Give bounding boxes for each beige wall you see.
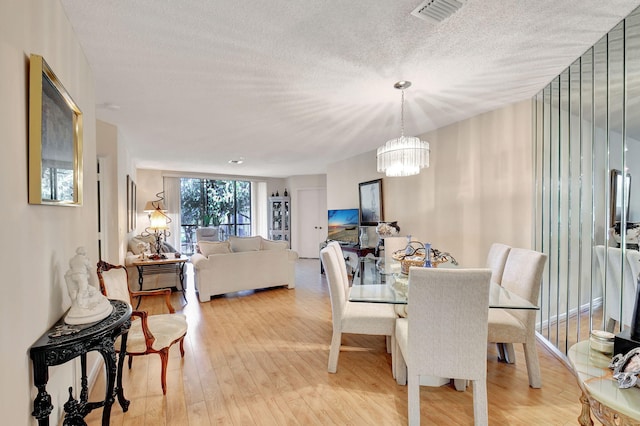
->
[0,0,98,423]
[327,100,533,267]
[96,120,137,263]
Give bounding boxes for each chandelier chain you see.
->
[400,89,405,138]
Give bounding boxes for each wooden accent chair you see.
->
[487,248,547,388]
[96,261,187,394]
[394,267,492,425]
[320,244,397,373]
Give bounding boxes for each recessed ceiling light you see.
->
[228,158,244,164]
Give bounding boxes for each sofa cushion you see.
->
[229,236,262,252]
[199,241,232,256]
[261,239,288,251]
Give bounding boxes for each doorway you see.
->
[297,188,327,258]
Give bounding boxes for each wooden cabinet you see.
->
[269,195,290,247]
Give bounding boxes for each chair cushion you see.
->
[341,301,396,335]
[118,313,187,353]
[487,309,527,343]
[228,236,262,252]
[199,240,231,256]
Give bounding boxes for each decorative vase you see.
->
[360,228,369,247]
[423,242,432,267]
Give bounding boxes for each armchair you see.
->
[96,261,188,394]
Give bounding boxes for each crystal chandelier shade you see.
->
[377,81,430,177]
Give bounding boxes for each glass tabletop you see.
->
[350,256,539,310]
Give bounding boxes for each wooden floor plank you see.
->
[83,259,591,425]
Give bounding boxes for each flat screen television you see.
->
[327,208,359,245]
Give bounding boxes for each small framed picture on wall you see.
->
[358,179,383,226]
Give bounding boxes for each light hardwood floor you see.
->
[84,259,593,425]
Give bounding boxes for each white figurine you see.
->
[64,247,113,325]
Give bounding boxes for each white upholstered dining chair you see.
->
[487,248,547,388]
[485,243,511,284]
[320,245,397,373]
[97,261,188,394]
[485,243,511,359]
[394,267,492,426]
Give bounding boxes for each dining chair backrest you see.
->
[500,248,547,327]
[320,246,347,323]
[407,267,491,381]
[327,241,350,298]
[594,245,621,325]
[610,247,637,327]
[485,243,511,284]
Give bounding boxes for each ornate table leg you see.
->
[578,391,594,426]
[178,262,187,303]
[80,354,88,403]
[99,345,118,426]
[115,332,130,412]
[32,384,53,426]
[135,265,144,309]
[31,354,53,425]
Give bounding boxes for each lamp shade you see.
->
[377,136,429,177]
[149,209,169,230]
[144,200,167,212]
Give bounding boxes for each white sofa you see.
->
[191,235,298,302]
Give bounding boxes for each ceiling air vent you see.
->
[411,0,467,23]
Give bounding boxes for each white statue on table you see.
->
[64,247,113,325]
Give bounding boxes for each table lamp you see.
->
[148,206,169,259]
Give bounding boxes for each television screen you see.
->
[327,208,359,244]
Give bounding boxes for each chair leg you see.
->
[386,335,392,354]
[127,355,133,369]
[453,379,467,391]
[408,373,420,426]
[395,340,407,386]
[523,341,542,388]
[498,343,516,364]
[471,378,488,426]
[159,349,169,395]
[328,330,342,373]
[390,335,396,379]
[179,337,185,358]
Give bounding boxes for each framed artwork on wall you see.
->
[359,178,383,226]
[127,175,136,232]
[28,54,83,206]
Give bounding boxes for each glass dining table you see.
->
[349,256,539,310]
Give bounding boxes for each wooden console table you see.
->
[29,299,132,426]
[568,340,640,425]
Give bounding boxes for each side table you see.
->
[319,242,376,274]
[130,256,188,302]
[568,340,640,425]
[29,299,132,426]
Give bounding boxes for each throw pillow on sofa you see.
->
[228,236,262,252]
[129,235,154,254]
[261,239,288,251]
[199,240,232,256]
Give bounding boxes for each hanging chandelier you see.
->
[376,81,430,177]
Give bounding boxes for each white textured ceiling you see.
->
[60,0,640,178]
